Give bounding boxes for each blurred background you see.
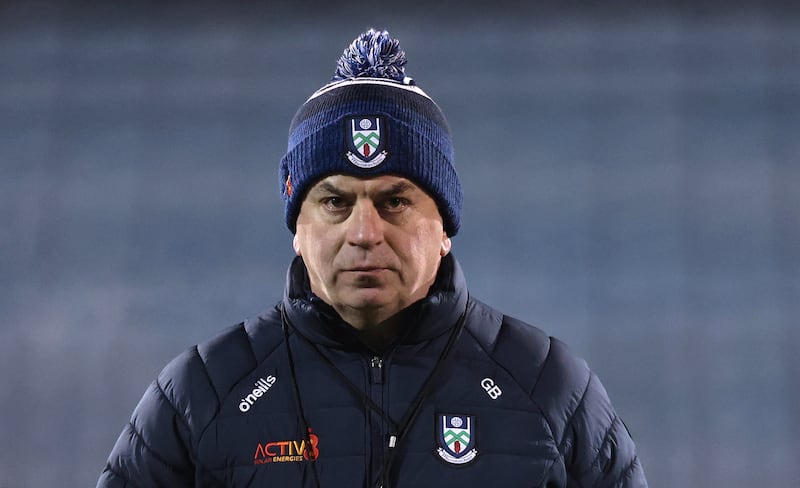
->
[1,1,798,486]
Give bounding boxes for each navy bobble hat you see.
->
[279,29,462,236]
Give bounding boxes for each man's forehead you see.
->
[307,174,422,195]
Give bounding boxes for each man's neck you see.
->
[337,305,418,352]
[354,317,404,352]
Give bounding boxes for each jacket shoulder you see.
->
[464,299,553,395]
[136,307,287,448]
[160,306,285,432]
[464,300,646,486]
[463,301,605,451]
[99,307,287,486]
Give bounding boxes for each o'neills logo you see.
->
[238,375,277,413]
[253,429,319,465]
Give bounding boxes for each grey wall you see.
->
[1,2,798,486]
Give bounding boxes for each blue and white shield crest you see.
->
[436,413,478,465]
[345,115,388,168]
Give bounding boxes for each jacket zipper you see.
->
[370,356,384,384]
[368,355,384,487]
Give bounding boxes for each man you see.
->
[98,29,647,487]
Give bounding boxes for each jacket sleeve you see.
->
[561,370,647,487]
[97,348,209,487]
[536,338,647,487]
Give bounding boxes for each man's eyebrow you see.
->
[310,180,418,197]
[378,181,416,197]
[311,181,350,195]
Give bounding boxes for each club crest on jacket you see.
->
[436,413,478,465]
[345,115,388,168]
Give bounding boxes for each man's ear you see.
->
[440,234,452,257]
[293,234,302,256]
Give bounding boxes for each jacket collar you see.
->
[282,254,469,351]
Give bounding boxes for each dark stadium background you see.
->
[1,1,798,486]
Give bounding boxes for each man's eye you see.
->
[322,197,347,210]
[385,197,409,210]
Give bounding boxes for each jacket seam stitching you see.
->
[613,455,640,488]
[169,352,229,486]
[154,374,191,434]
[243,321,261,363]
[104,464,140,488]
[540,451,565,487]
[193,344,224,442]
[557,371,593,455]
[243,318,287,370]
[527,334,562,446]
[126,415,193,477]
[193,344,223,406]
[588,414,621,488]
[529,335,554,394]
[152,381,196,472]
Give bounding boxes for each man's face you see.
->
[293,174,452,328]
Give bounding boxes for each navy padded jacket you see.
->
[98,256,646,487]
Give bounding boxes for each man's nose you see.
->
[346,201,383,248]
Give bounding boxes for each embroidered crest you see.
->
[436,413,478,465]
[345,116,388,168]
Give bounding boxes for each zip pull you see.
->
[370,356,384,384]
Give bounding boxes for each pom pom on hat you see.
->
[279,29,462,236]
[333,28,407,82]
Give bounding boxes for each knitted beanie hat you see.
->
[279,29,462,236]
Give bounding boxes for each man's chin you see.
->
[338,289,402,314]
[344,291,392,310]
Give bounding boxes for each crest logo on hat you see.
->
[345,116,388,168]
[435,413,478,465]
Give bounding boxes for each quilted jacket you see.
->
[98,255,646,487]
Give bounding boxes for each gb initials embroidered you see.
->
[481,378,502,399]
